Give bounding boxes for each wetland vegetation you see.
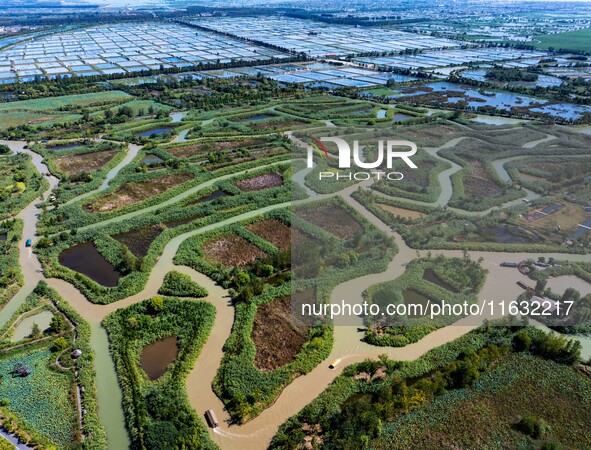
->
[1,14,591,450]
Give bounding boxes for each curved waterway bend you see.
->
[0,140,58,325]
[373,131,562,216]
[54,174,591,450]
[50,191,589,450]
[424,137,464,207]
[188,178,591,450]
[173,129,190,142]
[0,140,132,448]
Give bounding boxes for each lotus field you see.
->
[0,348,77,447]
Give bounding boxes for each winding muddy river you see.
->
[0,127,589,450]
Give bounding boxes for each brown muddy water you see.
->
[402,290,432,318]
[140,336,179,380]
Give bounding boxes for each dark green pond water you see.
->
[58,242,121,287]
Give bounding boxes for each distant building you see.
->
[71,349,83,359]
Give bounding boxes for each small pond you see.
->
[135,127,173,138]
[238,114,272,122]
[482,225,539,244]
[164,214,205,229]
[47,143,83,151]
[423,268,459,293]
[142,154,164,165]
[58,242,121,287]
[402,290,432,318]
[472,115,525,125]
[392,113,413,122]
[12,310,54,342]
[186,189,229,206]
[140,336,178,381]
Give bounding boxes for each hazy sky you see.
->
[74,0,591,5]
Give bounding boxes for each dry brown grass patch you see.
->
[54,150,118,176]
[85,172,192,213]
[252,297,309,371]
[201,233,266,268]
[246,219,291,250]
[297,204,363,240]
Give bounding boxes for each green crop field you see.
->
[373,354,591,449]
[534,28,591,53]
[95,99,173,117]
[0,91,132,112]
[0,111,80,130]
[364,87,401,96]
[0,91,133,131]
